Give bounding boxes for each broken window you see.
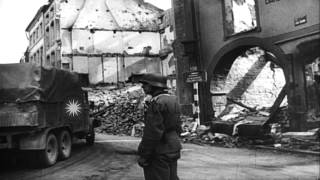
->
[223,0,258,36]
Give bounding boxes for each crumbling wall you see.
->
[161,53,175,76]
[69,30,160,55]
[105,0,161,31]
[211,48,286,116]
[160,26,175,76]
[73,56,89,73]
[57,0,163,84]
[223,0,257,36]
[59,0,161,31]
[73,55,161,84]
[88,57,103,84]
[103,57,118,83]
[159,9,176,82]
[118,56,162,82]
[59,0,162,55]
[92,31,160,55]
[72,29,94,54]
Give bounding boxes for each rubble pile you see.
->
[180,109,320,154]
[272,106,290,131]
[218,109,270,123]
[271,128,320,152]
[88,85,319,154]
[88,84,146,137]
[179,108,272,147]
[180,115,240,148]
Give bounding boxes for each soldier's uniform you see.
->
[136,75,182,180]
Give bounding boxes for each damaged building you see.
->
[172,0,319,131]
[24,0,176,85]
[22,0,319,133]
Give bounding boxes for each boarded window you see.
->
[224,0,258,36]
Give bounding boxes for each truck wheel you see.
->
[58,130,72,160]
[39,133,58,167]
[86,126,95,146]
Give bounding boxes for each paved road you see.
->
[0,134,319,180]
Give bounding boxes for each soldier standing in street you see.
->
[136,73,182,180]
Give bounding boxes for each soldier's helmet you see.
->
[128,73,168,89]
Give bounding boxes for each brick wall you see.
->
[211,49,287,116]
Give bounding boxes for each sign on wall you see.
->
[185,71,207,83]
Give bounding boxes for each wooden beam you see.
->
[263,85,287,126]
[226,97,257,112]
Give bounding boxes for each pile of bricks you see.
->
[179,109,273,148]
[88,84,145,137]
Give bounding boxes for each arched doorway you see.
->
[204,37,289,127]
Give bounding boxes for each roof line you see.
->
[25,5,49,32]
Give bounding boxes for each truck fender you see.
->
[19,128,54,150]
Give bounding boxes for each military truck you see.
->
[0,64,96,167]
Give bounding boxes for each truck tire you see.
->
[86,126,95,146]
[58,130,72,160]
[39,133,58,167]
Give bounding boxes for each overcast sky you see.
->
[0,0,171,64]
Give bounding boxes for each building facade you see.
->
[43,0,61,68]
[25,0,176,85]
[173,0,319,131]
[25,5,48,66]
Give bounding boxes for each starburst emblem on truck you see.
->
[66,100,81,117]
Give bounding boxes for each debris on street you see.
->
[271,128,320,152]
[179,107,320,154]
[88,84,146,137]
[180,115,239,148]
[87,84,319,154]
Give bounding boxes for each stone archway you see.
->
[203,37,289,121]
